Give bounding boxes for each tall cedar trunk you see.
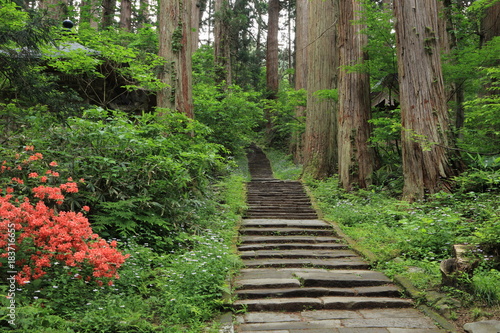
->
[293,0,308,163]
[101,0,116,29]
[302,0,339,179]
[119,0,132,31]
[157,0,194,118]
[480,2,500,47]
[394,0,456,201]
[40,0,68,20]
[441,0,465,138]
[80,0,99,29]
[191,1,201,53]
[266,0,280,99]
[338,0,374,190]
[137,0,150,29]
[264,0,280,141]
[214,0,232,86]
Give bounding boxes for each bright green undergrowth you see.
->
[0,170,245,332]
[264,148,302,180]
[305,174,500,306]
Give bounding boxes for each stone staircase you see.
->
[230,146,447,332]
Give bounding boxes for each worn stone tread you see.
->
[239,235,343,244]
[240,249,359,259]
[242,258,370,269]
[235,285,402,299]
[238,243,348,251]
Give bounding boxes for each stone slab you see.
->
[242,219,329,228]
[359,309,431,319]
[240,249,358,259]
[242,258,369,269]
[236,278,301,289]
[302,310,363,320]
[387,328,448,333]
[342,318,438,329]
[240,236,342,244]
[238,243,347,251]
[238,320,342,331]
[464,320,500,333]
[239,312,303,323]
[234,298,323,311]
[295,271,392,287]
[321,297,413,310]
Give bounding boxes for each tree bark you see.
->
[119,0,132,31]
[157,0,194,118]
[302,0,339,179]
[101,0,116,29]
[213,0,232,87]
[338,0,374,191]
[394,0,456,201]
[292,0,308,162]
[480,1,500,47]
[137,0,150,29]
[266,0,280,99]
[39,0,68,20]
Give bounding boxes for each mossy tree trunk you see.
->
[338,0,374,191]
[292,0,308,163]
[157,0,194,118]
[394,0,456,201]
[302,0,339,179]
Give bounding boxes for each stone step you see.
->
[246,209,317,215]
[239,235,342,244]
[235,285,402,299]
[240,227,333,236]
[238,242,348,251]
[233,296,414,312]
[242,258,370,269]
[235,269,393,288]
[241,219,328,228]
[239,249,359,259]
[244,213,319,219]
[235,309,446,332]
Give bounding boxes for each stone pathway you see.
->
[230,147,450,332]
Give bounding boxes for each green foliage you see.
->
[352,0,397,86]
[307,173,500,302]
[265,149,302,180]
[194,83,262,154]
[11,108,225,250]
[472,268,500,306]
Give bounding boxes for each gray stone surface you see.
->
[342,318,437,329]
[464,320,500,333]
[236,278,301,289]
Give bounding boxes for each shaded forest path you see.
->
[230,146,447,332]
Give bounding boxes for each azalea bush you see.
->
[0,147,128,287]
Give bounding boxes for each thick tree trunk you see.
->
[40,0,68,20]
[264,0,280,141]
[137,0,150,29]
[480,2,500,47]
[214,0,232,86]
[101,0,116,29]
[394,0,456,201]
[119,0,132,31]
[293,0,308,163]
[157,0,194,118]
[302,0,339,179]
[191,1,201,52]
[80,0,99,29]
[338,0,374,191]
[266,0,280,99]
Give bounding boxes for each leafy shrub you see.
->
[19,108,225,251]
[194,83,262,154]
[0,150,128,287]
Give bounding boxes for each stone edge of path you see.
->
[215,181,459,333]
